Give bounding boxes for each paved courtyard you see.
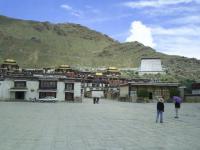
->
[0,99,200,150]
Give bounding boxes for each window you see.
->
[39,81,57,89]
[39,92,56,98]
[65,83,74,91]
[92,83,100,87]
[14,81,26,88]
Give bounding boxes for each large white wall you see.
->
[57,81,65,101]
[140,59,163,72]
[26,81,39,101]
[0,79,82,102]
[74,82,81,97]
[139,59,165,75]
[0,80,13,101]
[192,90,200,95]
[120,86,129,97]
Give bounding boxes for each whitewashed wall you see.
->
[0,80,13,101]
[140,59,163,72]
[192,90,200,95]
[0,79,82,102]
[120,86,129,97]
[139,59,165,75]
[26,81,39,101]
[57,81,65,101]
[74,82,81,97]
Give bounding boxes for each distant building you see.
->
[138,58,165,75]
[55,65,72,73]
[192,83,200,95]
[184,83,200,102]
[0,75,82,102]
[0,59,19,73]
[105,67,121,77]
[119,81,179,102]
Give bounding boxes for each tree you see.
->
[137,89,149,98]
[169,88,180,98]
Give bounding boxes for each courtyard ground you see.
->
[0,99,200,150]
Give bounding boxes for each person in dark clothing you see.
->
[156,97,164,123]
[175,102,181,118]
[93,97,96,104]
[96,97,100,104]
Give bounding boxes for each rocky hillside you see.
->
[0,15,116,67]
[0,15,200,81]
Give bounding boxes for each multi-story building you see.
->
[0,75,82,102]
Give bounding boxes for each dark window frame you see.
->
[14,81,26,88]
[65,83,74,91]
[39,81,57,89]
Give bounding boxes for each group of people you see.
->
[156,96,181,123]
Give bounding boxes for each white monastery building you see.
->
[0,75,82,102]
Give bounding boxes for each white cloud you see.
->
[152,26,200,36]
[123,0,198,8]
[126,21,155,48]
[151,26,200,59]
[155,36,200,59]
[125,22,200,59]
[169,15,200,25]
[60,4,82,17]
[142,6,199,17]
[61,4,73,10]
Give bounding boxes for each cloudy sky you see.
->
[0,0,200,59]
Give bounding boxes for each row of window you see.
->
[14,81,74,90]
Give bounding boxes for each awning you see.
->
[38,89,57,92]
[10,88,28,92]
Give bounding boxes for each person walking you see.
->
[156,97,164,123]
[173,96,182,118]
[175,102,180,118]
[96,97,100,104]
[93,97,96,104]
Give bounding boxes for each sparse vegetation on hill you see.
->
[0,15,200,82]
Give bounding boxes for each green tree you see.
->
[137,89,149,98]
[169,88,180,98]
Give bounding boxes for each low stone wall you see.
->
[184,94,200,102]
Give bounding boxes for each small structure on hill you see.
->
[138,58,165,75]
[1,59,19,71]
[105,67,121,76]
[55,65,72,73]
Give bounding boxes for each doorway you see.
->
[149,92,153,100]
[65,92,74,101]
[15,92,25,100]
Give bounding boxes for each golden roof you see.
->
[107,67,119,72]
[4,59,16,63]
[3,59,17,65]
[58,65,71,70]
[60,64,70,68]
[96,72,103,76]
[108,67,117,70]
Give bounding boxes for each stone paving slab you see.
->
[0,99,200,150]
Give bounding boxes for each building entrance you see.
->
[15,92,25,100]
